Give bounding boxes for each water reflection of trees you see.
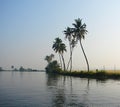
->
[46,74,91,107]
[46,74,65,107]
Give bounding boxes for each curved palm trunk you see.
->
[69,48,73,72]
[59,54,62,69]
[67,52,72,72]
[67,42,73,72]
[67,42,71,70]
[67,58,71,70]
[79,40,89,72]
[61,54,66,71]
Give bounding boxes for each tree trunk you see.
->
[67,53,72,72]
[67,58,71,70]
[67,42,72,71]
[59,54,62,69]
[79,40,89,72]
[69,47,73,72]
[61,54,66,71]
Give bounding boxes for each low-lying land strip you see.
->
[50,70,120,80]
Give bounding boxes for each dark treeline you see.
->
[0,66,39,72]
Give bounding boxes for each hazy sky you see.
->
[0,0,120,70]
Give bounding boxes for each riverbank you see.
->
[51,70,120,80]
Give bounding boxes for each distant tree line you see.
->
[0,66,38,71]
[12,66,38,71]
[0,67,4,71]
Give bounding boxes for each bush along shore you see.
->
[59,70,120,79]
[46,68,120,80]
[45,60,120,80]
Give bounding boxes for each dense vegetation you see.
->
[55,70,120,80]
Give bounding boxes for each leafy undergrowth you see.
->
[53,70,120,80]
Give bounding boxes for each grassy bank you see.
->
[52,70,120,80]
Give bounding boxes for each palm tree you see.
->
[52,38,62,68]
[45,54,54,63]
[59,43,66,71]
[72,18,89,72]
[50,54,54,59]
[52,37,66,71]
[64,27,76,72]
[45,55,51,63]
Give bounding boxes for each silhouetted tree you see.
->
[45,60,60,73]
[52,37,66,71]
[45,54,54,64]
[72,18,89,72]
[52,38,62,68]
[64,27,77,72]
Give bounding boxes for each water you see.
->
[0,71,120,107]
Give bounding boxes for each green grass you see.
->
[52,70,120,80]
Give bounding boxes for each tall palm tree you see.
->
[52,37,66,71]
[59,43,66,71]
[72,18,89,72]
[52,38,62,68]
[64,27,76,72]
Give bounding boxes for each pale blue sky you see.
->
[0,0,120,70]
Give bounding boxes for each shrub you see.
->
[45,60,61,73]
[95,70,106,78]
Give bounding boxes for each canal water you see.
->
[0,71,120,107]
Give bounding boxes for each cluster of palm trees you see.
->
[64,18,89,72]
[46,18,89,72]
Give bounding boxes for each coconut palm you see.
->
[45,55,51,63]
[50,54,54,59]
[52,38,62,68]
[59,43,66,71]
[52,37,66,71]
[72,18,89,72]
[64,27,76,72]
[45,54,54,63]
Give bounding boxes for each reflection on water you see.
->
[0,71,120,107]
[46,73,120,107]
[46,74,90,107]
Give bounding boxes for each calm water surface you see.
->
[0,71,120,107]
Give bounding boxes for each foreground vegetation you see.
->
[62,70,120,79]
[45,59,120,80]
[46,68,120,80]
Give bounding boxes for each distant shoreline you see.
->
[0,70,45,72]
